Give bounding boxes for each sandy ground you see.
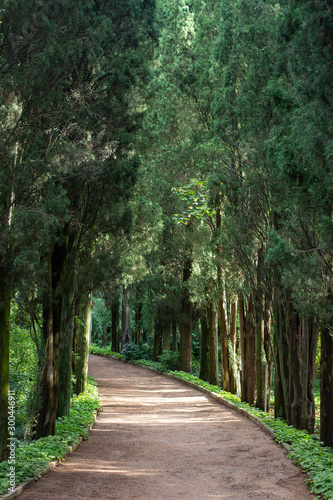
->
[18,354,316,499]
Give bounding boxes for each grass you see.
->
[0,377,100,497]
[90,344,333,500]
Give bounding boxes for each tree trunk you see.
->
[199,314,210,382]
[36,240,67,438]
[152,311,162,361]
[134,303,143,345]
[162,317,171,352]
[220,299,236,392]
[172,316,178,351]
[121,285,131,346]
[321,321,333,447]
[208,301,219,386]
[239,294,256,405]
[255,296,265,410]
[179,256,192,373]
[57,278,74,418]
[72,298,80,375]
[263,298,273,412]
[111,296,120,353]
[288,312,318,433]
[273,287,290,420]
[0,283,11,461]
[36,255,56,438]
[229,300,238,394]
[274,287,319,433]
[74,291,92,395]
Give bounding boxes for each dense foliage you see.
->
[0,378,99,495]
[1,0,332,496]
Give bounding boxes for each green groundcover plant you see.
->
[90,345,333,500]
[0,378,100,496]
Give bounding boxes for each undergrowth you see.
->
[90,345,333,500]
[0,378,100,497]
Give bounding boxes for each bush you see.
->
[9,323,40,441]
[158,350,180,371]
[0,379,100,496]
[121,342,152,361]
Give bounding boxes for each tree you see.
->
[0,0,156,447]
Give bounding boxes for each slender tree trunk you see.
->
[57,278,74,418]
[220,299,236,392]
[121,285,131,346]
[229,300,238,394]
[239,294,256,405]
[0,282,11,461]
[208,301,219,385]
[273,287,289,420]
[200,313,210,382]
[179,256,193,373]
[321,320,333,447]
[111,295,120,353]
[75,291,92,395]
[162,317,171,352]
[36,255,56,438]
[36,239,67,438]
[72,298,80,375]
[152,310,162,361]
[255,296,265,410]
[263,298,272,412]
[216,207,234,390]
[289,312,319,433]
[172,316,178,351]
[134,303,143,345]
[274,286,319,433]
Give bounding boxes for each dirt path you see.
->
[18,354,315,499]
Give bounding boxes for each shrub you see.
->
[0,379,100,496]
[121,342,152,361]
[158,350,180,371]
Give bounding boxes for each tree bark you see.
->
[255,296,265,410]
[229,300,238,394]
[274,287,319,433]
[134,303,143,345]
[152,310,162,362]
[321,321,333,447]
[57,277,74,418]
[208,301,219,386]
[72,298,80,375]
[263,298,272,412]
[199,314,210,382]
[36,255,56,438]
[273,287,290,420]
[288,312,318,433]
[179,255,193,373]
[36,239,67,438]
[74,291,92,395]
[121,285,131,346]
[220,299,237,392]
[162,317,171,352]
[239,294,256,405]
[0,283,11,461]
[172,316,178,351]
[111,296,120,353]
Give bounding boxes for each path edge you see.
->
[0,412,98,500]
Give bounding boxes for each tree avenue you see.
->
[0,0,332,475]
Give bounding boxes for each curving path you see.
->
[18,354,315,499]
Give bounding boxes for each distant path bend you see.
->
[19,354,315,499]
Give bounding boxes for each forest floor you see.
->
[18,354,316,500]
